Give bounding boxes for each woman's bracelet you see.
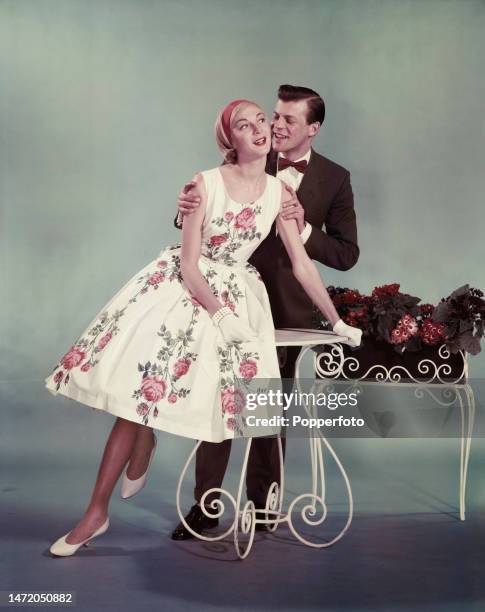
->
[211,306,232,326]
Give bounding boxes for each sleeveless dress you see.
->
[44,167,283,442]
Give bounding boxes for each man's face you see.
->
[271,99,315,154]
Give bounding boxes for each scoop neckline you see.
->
[217,166,269,206]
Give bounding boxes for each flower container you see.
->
[314,337,467,384]
[313,283,483,384]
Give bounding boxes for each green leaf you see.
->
[459,331,481,355]
[449,284,470,300]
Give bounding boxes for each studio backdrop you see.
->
[1,0,484,462]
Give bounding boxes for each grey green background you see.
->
[1,2,485,610]
[2,0,484,383]
[1,0,484,439]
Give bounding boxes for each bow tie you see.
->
[277,157,308,173]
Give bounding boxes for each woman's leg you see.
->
[125,424,156,480]
[65,417,143,544]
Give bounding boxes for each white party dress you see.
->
[45,167,283,442]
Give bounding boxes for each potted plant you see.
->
[314,284,484,383]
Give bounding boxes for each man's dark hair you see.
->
[277,84,325,125]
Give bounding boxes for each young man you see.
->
[171,84,359,539]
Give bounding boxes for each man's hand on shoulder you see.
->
[279,183,305,233]
[178,178,202,217]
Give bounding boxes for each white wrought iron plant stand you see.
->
[313,341,474,521]
[176,329,354,559]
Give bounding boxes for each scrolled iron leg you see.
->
[458,384,475,521]
[234,439,256,559]
[176,440,236,542]
[264,435,286,533]
[284,343,353,548]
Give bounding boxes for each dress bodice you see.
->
[198,167,282,266]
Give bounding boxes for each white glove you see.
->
[212,306,257,343]
[333,319,363,348]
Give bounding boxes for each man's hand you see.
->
[279,184,305,233]
[178,180,202,216]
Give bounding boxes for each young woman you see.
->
[45,98,361,557]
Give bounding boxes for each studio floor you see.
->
[2,396,485,612]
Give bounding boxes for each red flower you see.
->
[81,362,92,372]
[234,207,256,230]
[61,346,86,370]
[390,326,409,344]
[239,359,258,380]
[173,358,191,378]
[141,376,167,402]
[390,314,418,344]
[210,234,228,247]
[226,417,238,431]
[168,393,178,404]
[136,402,149,416]
[54,371,63,383]
[148,271,165,285]
[400,314,418,335]
[224,212,234,222]
[354,307,366,316]
[221,290,236,312]
[333,289,362,306]
[419,303,434,318]
[372,283,401,299]
[420,320,445,345]
[157,260,168,269]
[221,387,245,415]
[97,331,113,350]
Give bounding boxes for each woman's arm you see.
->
[276,182,340,327]
[180,174,224,317]
[180,175,257,343]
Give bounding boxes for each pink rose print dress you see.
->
[45,167,283,442]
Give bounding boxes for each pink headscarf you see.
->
[221,98,255,145]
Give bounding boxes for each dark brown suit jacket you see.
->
[174,148,359,329]
[249,148,359,328]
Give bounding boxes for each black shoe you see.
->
[254,510,272,532]
[171,504,219,541]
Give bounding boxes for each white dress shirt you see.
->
[276,148,312,244]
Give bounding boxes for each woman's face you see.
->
[229,103,271,161]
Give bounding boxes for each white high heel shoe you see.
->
[332,319,363,348]
[49,517,109,557]
[120,433,157,499]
